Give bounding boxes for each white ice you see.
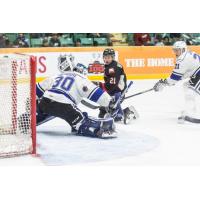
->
[0,79,200,165]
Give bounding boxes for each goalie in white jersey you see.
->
[154,41,200,123]
[36,55,116,138]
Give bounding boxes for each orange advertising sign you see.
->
[116,46,200,79]
[117,46,176,79]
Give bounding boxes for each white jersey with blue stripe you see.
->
[36,71,111,107]
[167,51,200,85]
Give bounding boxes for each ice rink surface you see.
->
[1,79,200,166]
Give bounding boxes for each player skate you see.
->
[178,111,200,124]
[123,106,139,124]
[105,91,139,124]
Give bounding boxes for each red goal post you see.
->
[0,53,36,157]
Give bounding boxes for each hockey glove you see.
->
[153,79,168,92]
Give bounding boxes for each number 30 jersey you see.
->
[167,51,200,85]
[36,71,111,107]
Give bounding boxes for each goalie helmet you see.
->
[57,54,75,73]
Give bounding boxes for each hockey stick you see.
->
[113,81,133,108]
[124,88,154,100]
[81,99,99,109]
[105,81,134,118]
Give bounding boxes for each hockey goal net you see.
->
[0,54,36,157]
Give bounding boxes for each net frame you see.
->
[0,53,36,157]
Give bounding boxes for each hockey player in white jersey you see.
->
[153,41,200,123]
[36,55,117,138]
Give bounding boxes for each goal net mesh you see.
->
[0,54,36,157]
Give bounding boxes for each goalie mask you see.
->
[57,54,75,73]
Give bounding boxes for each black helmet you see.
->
[103,48,115,58]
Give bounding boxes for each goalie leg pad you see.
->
[78,116,116,138]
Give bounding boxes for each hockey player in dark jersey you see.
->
[98,48,138,123]
[101,48,127,96]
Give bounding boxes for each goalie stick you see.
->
[81,81,134,110]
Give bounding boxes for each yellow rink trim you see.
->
[36,74,170,83]
[0,74,170,85]
[0,78,30,85]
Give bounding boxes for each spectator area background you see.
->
[1,33,200,48]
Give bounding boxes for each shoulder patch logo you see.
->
[109,68,115,74]
[117,63,122,68]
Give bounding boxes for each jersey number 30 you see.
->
[52,76,74,91]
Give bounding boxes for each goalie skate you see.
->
[123,106,139,124]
